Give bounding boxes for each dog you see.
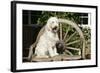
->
[35,17,59,58]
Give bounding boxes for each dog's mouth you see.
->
[52,26,58,33]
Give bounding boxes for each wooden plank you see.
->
[31,55,81,62]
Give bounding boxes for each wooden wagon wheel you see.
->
[23,18,85,61]
[58,19,85,59]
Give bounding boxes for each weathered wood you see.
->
[66,47,80,51]
[59,19,85,59]
[66,40,80,46]
[66,47,81,55]
[65,32,77,43]
[32,55,81,62]
[60,23,63,40]
[65,50,73,56]
[63,26,70,41]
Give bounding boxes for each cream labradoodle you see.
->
[35,17,59,58]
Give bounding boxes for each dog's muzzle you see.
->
[52,26,58,33]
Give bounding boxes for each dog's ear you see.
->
[46,20,52,31]
[45,23,51,31]
[47,25,52,31]
[47,27,50,31]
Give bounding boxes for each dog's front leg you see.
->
[53,47,59,56]
[48,48,55,57]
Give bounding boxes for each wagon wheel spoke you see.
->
[59,23,63,40]
[66,40,80,46]
[65,46,81,55]
[66,46,80,51]
[63,26,70,41]
[65,50,73,56]
[65,31,77,43]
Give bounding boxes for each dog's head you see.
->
[46,17,59,33]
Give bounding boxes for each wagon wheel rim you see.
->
[58,19,85,59]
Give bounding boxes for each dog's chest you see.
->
[47,32,58,41]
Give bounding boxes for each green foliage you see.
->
[37,11,80,25]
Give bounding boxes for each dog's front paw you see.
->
[50,54,56,57]
[50,53,59,58]
[54,53,59,56]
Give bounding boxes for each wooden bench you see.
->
[31,54,81,62]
